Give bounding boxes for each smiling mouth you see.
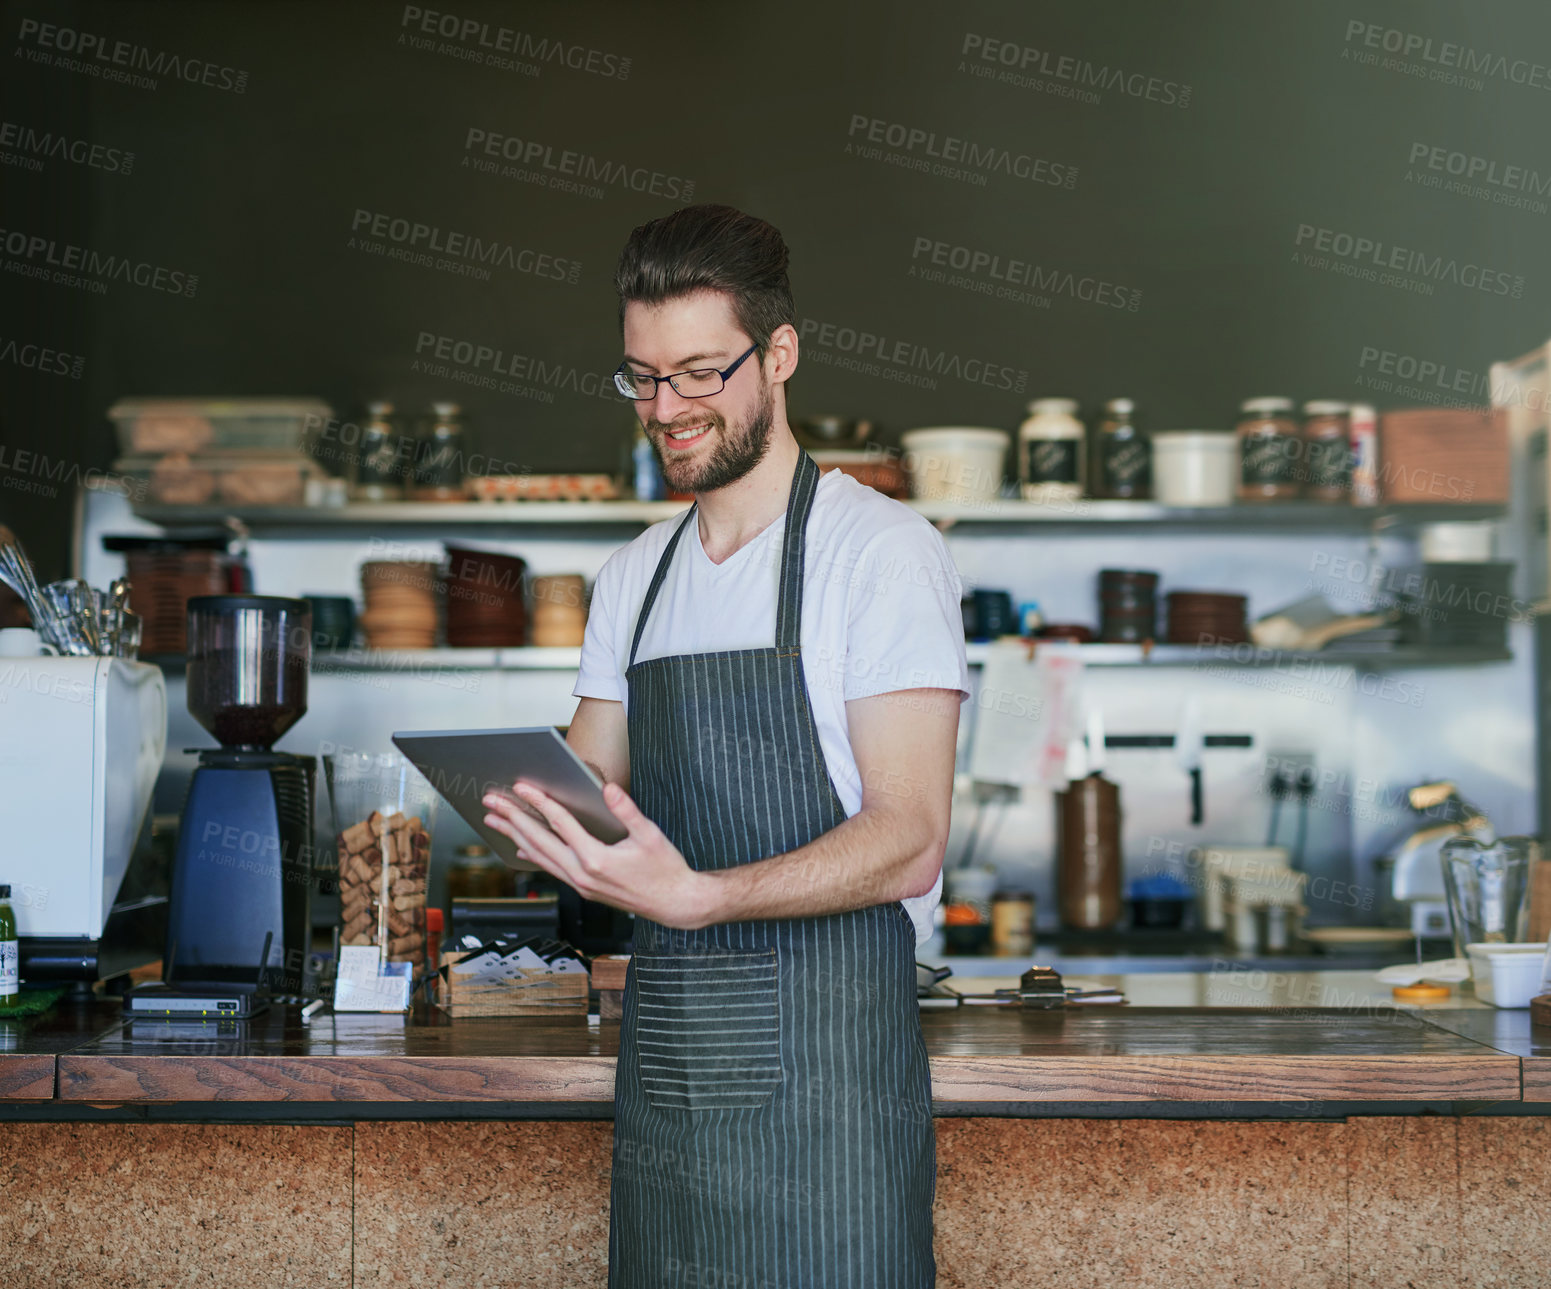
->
[661,423,714,449]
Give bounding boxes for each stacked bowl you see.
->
[360,561,439,650]
[444,546,527,647]
[1098,569,1159,643]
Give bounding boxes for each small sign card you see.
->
[333,945,414,1012]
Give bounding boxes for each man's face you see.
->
[621,290,774,495]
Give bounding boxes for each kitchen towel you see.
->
[969,640,1083,789]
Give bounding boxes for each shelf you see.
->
[318,646,582,671]
[150,647,584,673]
[146,642,1507,676]
[127,498,1505,532]
[963,642,1511,669]
[911,499,1506,530]
[129,500,689,528]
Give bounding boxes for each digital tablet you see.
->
[392,727,629,868]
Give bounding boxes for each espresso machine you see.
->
[160,596,316,998]
[0,656,168,984]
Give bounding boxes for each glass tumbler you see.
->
[1440,835,1535,960]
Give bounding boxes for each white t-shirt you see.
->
[574,468,969,943]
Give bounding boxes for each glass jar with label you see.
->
[411,402,467,500]
[1348,403,1379,505]
[351,401,412,501]
[0,884,18,1010]
[991,889,1036,956]
[1301,400,1352,503]
[1018,398,1085,502]
[1093,397,1151,499]
[1236,396,1300,501]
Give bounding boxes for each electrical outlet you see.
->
[1263,750,1315,795]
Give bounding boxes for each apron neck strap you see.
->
[627,449,821,666]
[628,506,695,668]
[773,449,820,649]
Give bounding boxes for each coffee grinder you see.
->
[163,596,315,997]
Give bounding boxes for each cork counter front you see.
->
[2,1117,1548,1287]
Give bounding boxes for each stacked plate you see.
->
[1098,569,1158,643]
[1166,591,1249,645]
[1393,562,1513,649]
[445,547,527,647]
[360,561,439,650]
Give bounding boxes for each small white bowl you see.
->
[1464,942,1549,1008]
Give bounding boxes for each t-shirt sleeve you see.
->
[573,551,625,703]
[843,518,969,702]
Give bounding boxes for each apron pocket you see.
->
[633,949,782,1111]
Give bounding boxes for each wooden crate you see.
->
[1378,407,1508,503]
[437,950,589,1017]
[590,954,630,1020]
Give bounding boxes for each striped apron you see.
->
[609,450,936,1288]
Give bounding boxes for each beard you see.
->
[647,381,775,495]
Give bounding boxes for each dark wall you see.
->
[3,0,1549,578]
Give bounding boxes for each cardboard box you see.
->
[1378,407,1508,503]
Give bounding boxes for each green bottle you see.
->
[0,885,19,1010]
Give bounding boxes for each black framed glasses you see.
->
[613,343,760,401]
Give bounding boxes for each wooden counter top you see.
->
[0,991,1526,1109]
[0,996,126,1099]
[920,1006,1518,1103]
[1406,1007,1551,1102]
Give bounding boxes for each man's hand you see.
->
[482,780,715,930]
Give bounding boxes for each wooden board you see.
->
[921,1008,1519,1103]
[0,1055,55,1100]
[0,996,130,1100]
[59,1055,616,1103]
[589,955,629,991]
[1414,1007,1549,1102]
[929,1053,1515,1102]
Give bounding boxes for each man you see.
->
[482,203,967,1287]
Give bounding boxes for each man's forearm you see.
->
[693,806,943,926]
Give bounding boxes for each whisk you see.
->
[0,526,137,657]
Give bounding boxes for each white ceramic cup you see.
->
[0,627,43,656]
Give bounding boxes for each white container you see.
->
[1192,845,1294,931]
[900,428,1009,504]
[1420,522,1495,562]
[1153,430,1237,506]
[0,628,42,656]
[1465,941,1548,1007]
[1017,398,1085,501]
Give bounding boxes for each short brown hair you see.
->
[613,204,795,354]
